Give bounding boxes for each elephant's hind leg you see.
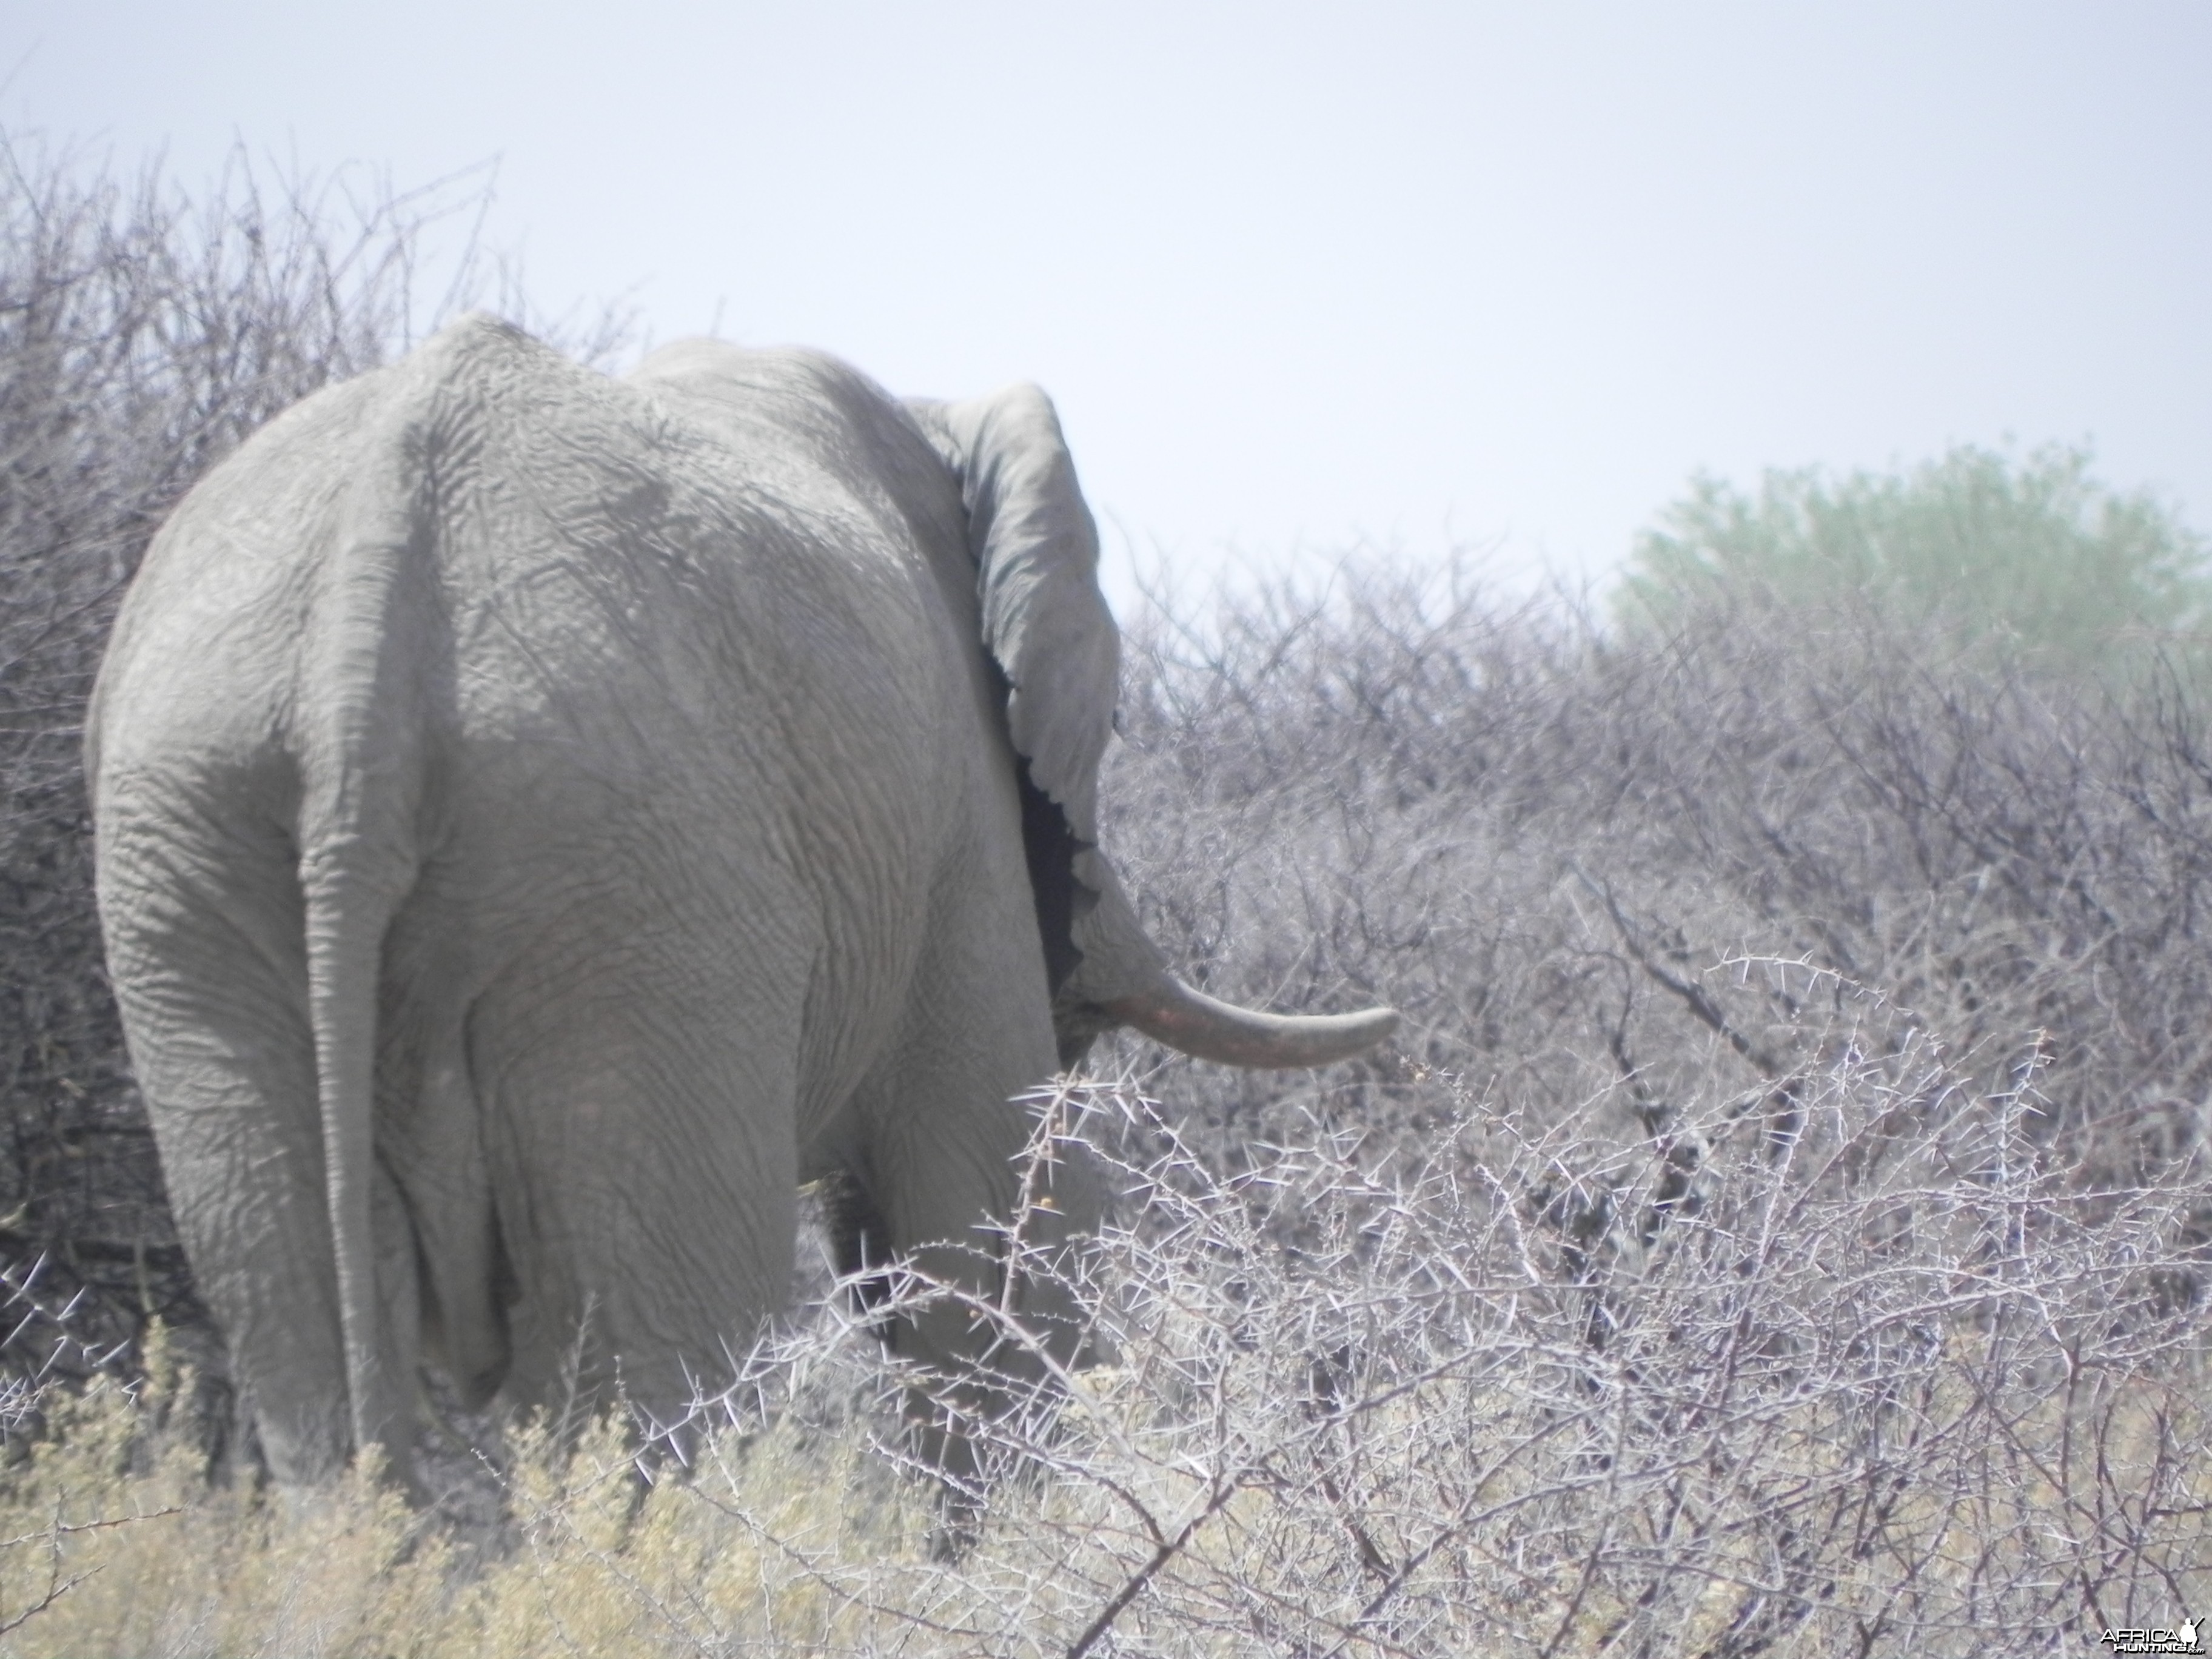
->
[844,879,1108,1493]
[473,960,803,1452]
[97,811,420,1485]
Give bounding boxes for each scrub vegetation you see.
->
[3,136,2210,1655]
[1614,444,2210,672]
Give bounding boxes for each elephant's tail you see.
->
[300,851,406,1469]
[293,333,465,1466]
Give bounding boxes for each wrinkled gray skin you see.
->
[87,317,1395,1491]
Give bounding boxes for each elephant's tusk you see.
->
[1100,979,1399,1070]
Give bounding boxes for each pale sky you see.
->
[7,3,2208,616]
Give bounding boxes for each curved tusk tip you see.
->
[1307,1005,1401,1061]
[1353,1005,1401,1044]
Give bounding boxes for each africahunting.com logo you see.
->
[2098,1618,2203,1655]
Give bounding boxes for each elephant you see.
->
[86,314,1396,1493]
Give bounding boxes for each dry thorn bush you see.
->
[0,1053,2204,1655]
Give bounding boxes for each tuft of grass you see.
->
[0,1338,445,1656]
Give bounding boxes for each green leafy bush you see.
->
[1614,445,2212,669]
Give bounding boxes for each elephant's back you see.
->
[106,321,965,801]
[397,328,998,1138]
[94,316,997,1095]
[412,329,977,870]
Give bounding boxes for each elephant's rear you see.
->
[90,317,994,1481]
[89,355,412,1483]
[90,317,598,1479]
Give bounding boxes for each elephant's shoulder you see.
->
[625,340,960,528]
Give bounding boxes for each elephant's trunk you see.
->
[1100,979,1399,1070]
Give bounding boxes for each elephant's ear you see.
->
[904,386,1118,851]
[906,384,1401,1072]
